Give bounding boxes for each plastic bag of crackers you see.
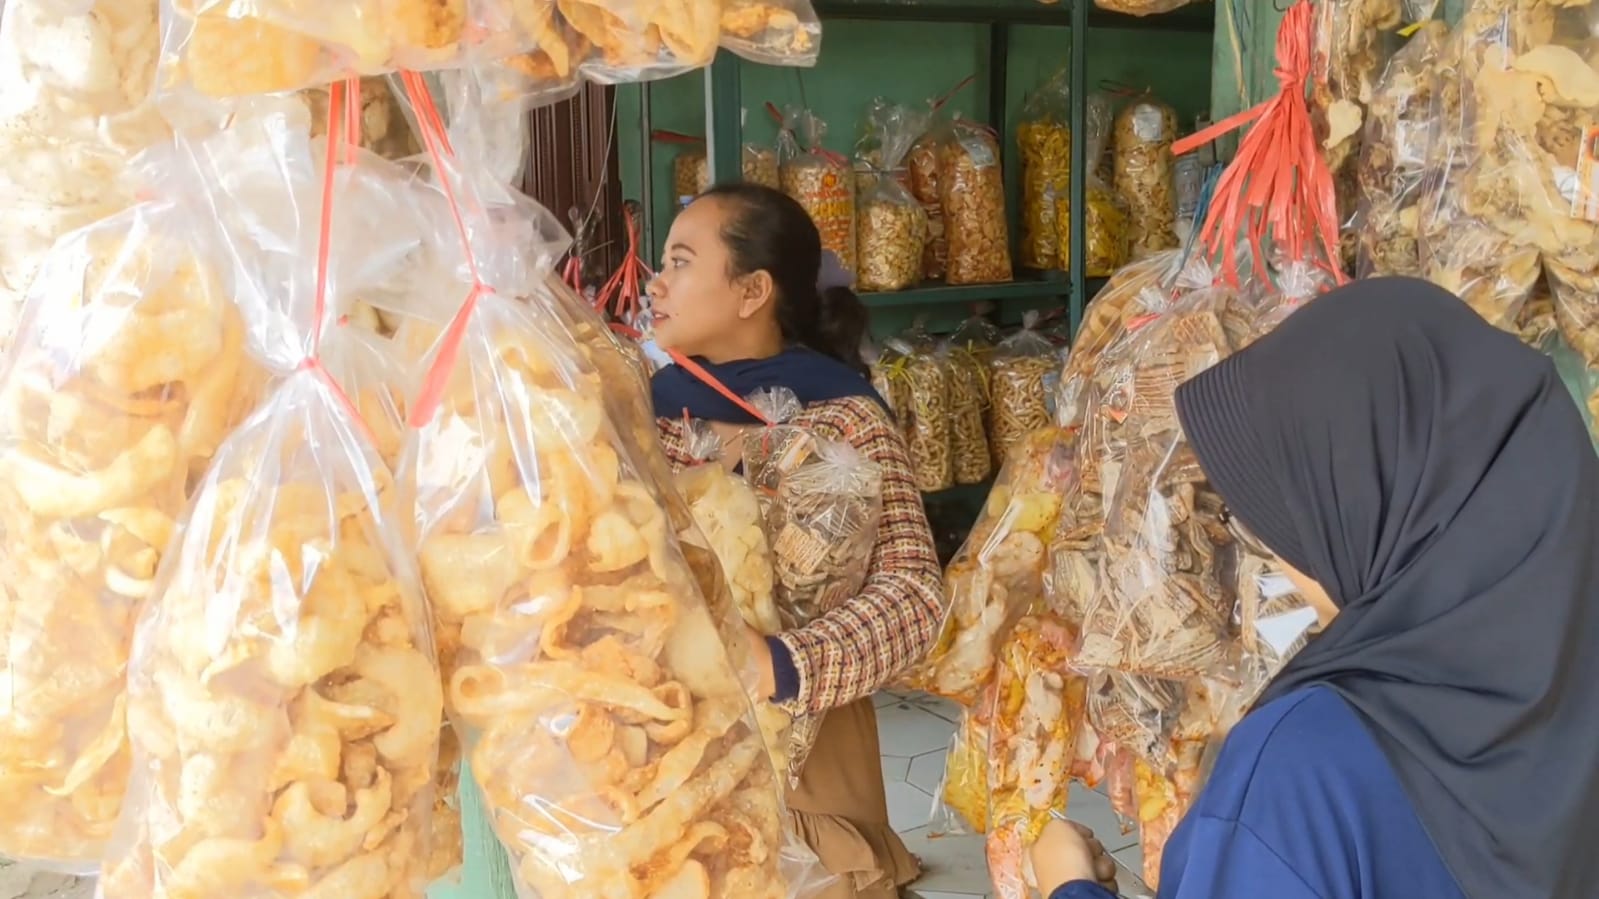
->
[98,126,446,898]
[779,107,858,276]
[907,427,1076,705]
[672,421,795,782]
[984,614,1088,899]
[1018,68,1073,270]
[893,323,955,491]
[0,176,266,871]
[943,315,1000,485]
[987,313,1058,467]
[0,0,171,351]
[399,96,829,896]
[154,0,483,98]
[1112,91,1179,258]
[856,100,930,292]
[939,115,1013,284]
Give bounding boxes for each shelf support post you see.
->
[1068,0,1088,334]
[705,51,744,186]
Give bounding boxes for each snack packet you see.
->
[988,313,1057,467]
[779,108,857,275]
[856,100,930,292]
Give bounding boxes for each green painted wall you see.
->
[616,19,1214,272]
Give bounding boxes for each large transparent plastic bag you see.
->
[1074,285,1249,681]
[1352,22,1448,278]
[99,109,446,897]
[0,0,171,348]
[409,286,827,898]
[398,83,829,890]
[99,368,443,899]
[671,421,792,780]
[0,191,266,871]
[908,427,1075,705]
[982,614,1087,899]
[154,0,490,97]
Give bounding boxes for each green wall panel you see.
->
[616,18,1213,277]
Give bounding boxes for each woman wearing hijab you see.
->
[1032,277,1599,898]
[647,184,940,898]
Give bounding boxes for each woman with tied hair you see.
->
[1033,277,1599,898]
[646,183,937,898]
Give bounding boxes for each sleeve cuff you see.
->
[1048,881,1120,899]
[767,634,802,704]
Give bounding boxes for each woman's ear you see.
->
[737,270,776,320]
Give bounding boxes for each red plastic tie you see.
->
[667,349,773,425]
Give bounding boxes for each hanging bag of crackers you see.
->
[0,141,270,872]
[988,312,1058,466]
[778,106,857,275]
[1112,89,1180,258]
[99,102,445,898]
[856,100,930,292]
[671,421,796,783]
[944,315,999,484]
[940,114,1014,284]
[397,75,830,898]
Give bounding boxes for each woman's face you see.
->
[648,197,760,358]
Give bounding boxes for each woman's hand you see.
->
[705,421,752,472]
[1030,818,1121,896]
[742,624,777,700]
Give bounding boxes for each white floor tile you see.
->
[909,891,987,899]
[900,829,992,896]
[882,754,911,784]
[1114,847,1151,897]
[876,702,959,757]
[874,690,904,709]
[907,749,948,797]
[908,692,965,724]
[886,780,938,833]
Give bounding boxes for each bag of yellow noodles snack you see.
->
[100,103,443,898]
[401,78,830,899]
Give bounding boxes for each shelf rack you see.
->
[702,0,1211,335]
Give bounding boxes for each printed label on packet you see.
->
[1571,125,1599,223]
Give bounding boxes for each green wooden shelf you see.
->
[862,271,1069,307]
[813,0,1213,31]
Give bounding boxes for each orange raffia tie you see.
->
[402,69,492,428]
[932,74,976,112]
[305,77,380,449]
[1171,0,1344,288]
[666,348,774,425]
[597,203,654,321]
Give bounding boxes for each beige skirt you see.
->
[786,698,922,899]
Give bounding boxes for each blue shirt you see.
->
[1051,688,1463,899]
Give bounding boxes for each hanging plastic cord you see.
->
[1174,164,1223,275]
[1171,0,1344,288]
[561,204,594,295]
[594,200,654,326]
[303,76,380,449]
[399,68,494,428]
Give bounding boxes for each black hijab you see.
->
[1174,277,1599,898]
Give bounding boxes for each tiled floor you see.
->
[875,691,1151,899]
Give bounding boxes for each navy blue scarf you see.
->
[650,347,888,423]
